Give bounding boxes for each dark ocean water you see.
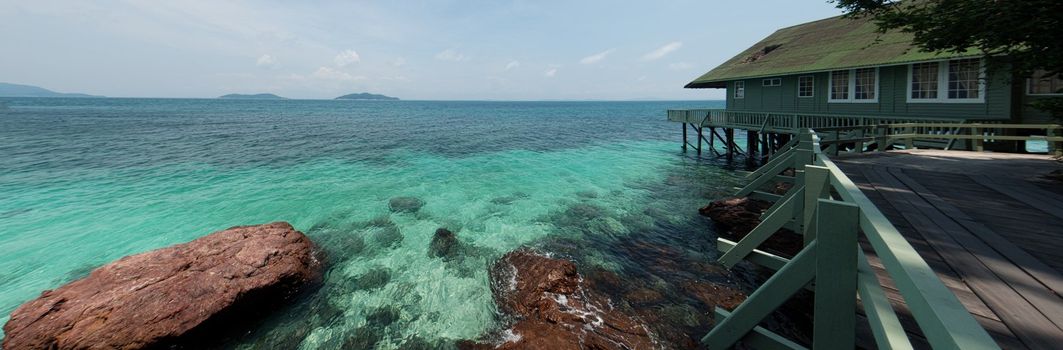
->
[0,98,758,348]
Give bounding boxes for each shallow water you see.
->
[0,98,751,348]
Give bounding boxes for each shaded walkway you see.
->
[834,150,1063,349]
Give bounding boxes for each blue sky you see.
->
[0,1,844,100]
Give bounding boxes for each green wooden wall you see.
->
[724,64,1014,121]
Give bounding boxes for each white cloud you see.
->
[435,48,469,62]
[669,62,694,70]
[642,42,683,61]
[334,50,360,67]
[311,66,365,81]
[392,57,406,67]
[545,68,557,77]
[580,49,615,64]
[504,60,520,71]
[256,54,277,68]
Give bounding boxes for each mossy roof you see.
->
[685,15,979,88]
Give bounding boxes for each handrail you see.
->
[702,129,1000,349]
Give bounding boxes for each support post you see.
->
[709,127,716,154]
[726,128,736,161]
[802,166,831,246]
[697,125,703,155]
[904,126,914,149]
[682,123,687,152]
[813,199,860,350]
[747,130,760,164]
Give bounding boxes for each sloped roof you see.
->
[685,15,979,88]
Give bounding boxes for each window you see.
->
[829,68,877,102]
[762,78,781,87]
[948,59,981,99]
[734,81,745,99]
[798,76,814,97]
[830,71,849,100]
[854,68,877,100]
[907,58,985,102]
[910,62,939,99]
[1028,70,1063,95]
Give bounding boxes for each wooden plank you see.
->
[969,175,1063,221]
[703,243,818,348]
[890,169,1063,319]
[719,188,803,268]
[857,249,915,350]
[813,200,860,349]
[860,167,1062,349]
[816,157,999,350]
[715,309,809,350]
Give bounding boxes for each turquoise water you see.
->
[0,98,744,348]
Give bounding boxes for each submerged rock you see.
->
[351,267,392,291]
[464,249,655,349]
[428,228,461,260]
[2,222,322,350]
[389,196,425,213]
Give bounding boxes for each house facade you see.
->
[685,15,1062,124]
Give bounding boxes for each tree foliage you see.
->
[834,0,1063,118]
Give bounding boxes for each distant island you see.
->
[335,93,399,101]
[218,93,286,100]
[0,82,102,98]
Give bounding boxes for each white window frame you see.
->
[827,67,879,103]
[1026,70,1063,96]
[797,76,814,98]
[734,81,745,99]
[906,59,986,103]
[762,78,781,87]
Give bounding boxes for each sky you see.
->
[0,1,845,100]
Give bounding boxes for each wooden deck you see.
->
[832,150,1063,349]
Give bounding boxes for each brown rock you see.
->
[699,196,804,256]
[698,196,772,236]
[3,222,322,350]
[472,249,655,350]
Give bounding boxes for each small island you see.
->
[335,92,399,101]
[218,93,286,100]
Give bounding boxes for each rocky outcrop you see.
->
[465,249,655,350]
[700,196,803,256]
[2,222,322,350]
[699,196,773,236]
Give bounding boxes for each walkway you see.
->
[833,150,1063,349]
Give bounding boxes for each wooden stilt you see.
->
[747,130,759,164]
[726,128,736,161]
[697,125,703,155]
[682,123,687,152]
[709,127,716,155]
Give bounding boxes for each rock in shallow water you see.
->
[388,196,425,213]
[2,222,322,350]
[428,228,460,260]
[462,249,655,350]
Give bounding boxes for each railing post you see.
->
[793,130,815,234]
[803,165,831,246]
[813,199,860,350]
[855,127,865,153]
[904,125,914,149]
[972,126,984,152]
[1051,127,1063,157]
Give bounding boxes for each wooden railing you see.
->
[703,129,1001,349]
[666,109,976,134]
[813,123,1063,156]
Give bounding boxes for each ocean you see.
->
[0,98,751,348]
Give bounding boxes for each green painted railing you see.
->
[704,129,1001,349]
[665,109,978,134]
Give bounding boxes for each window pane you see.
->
[854,68,876,100]
[1029,70,1063,95]
[734,81,745,98]
[798,76,814,97]
[831,71,849,100]
[948,59,980,99]
[911,62,938,99]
